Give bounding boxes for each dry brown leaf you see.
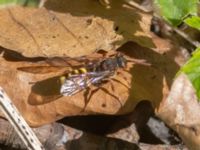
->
[0,0,186,127]
[0,51,132,126]
[0,0,155,57]
[0,40,180,127]
[156,74,200,150]
[117,42,180,107]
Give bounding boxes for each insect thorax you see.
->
[96,55,127,72]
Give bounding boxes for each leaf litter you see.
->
[0,0,187,128]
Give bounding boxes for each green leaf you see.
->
[0,0,39,8]
[154,0,198,26]
[180,47,200,99]
[184,16,200,30]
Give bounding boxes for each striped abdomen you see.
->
[60,67,88,84]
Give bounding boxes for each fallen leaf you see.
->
[0,0,187,127]
[0,48,135,126]
[0,0,155,57]
[156,74,200,150]
[0,40,180,127]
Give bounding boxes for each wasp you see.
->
[18,51,149,107]
[60,53,130,96]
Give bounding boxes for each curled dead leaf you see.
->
[157,74,200,149]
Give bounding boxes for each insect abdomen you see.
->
[72,68,87,74]
[60,67,88,84]
[65,67,88,78]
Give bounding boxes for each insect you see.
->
[18,51,149,108]
[60,53,132,97]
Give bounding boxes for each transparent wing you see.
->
[60,71,112,96]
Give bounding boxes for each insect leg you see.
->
[81,75,95,112]
[81,87,101,112]
[126,58,151,66]
[110,78,130,89]
[99,87,122,107]
[116,70,132,85]
[87,86,122,108]
[81,78,110,111]
[81,86,93,112]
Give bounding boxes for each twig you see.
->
[0,87,45,150]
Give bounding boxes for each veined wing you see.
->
[60,71,112,96]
